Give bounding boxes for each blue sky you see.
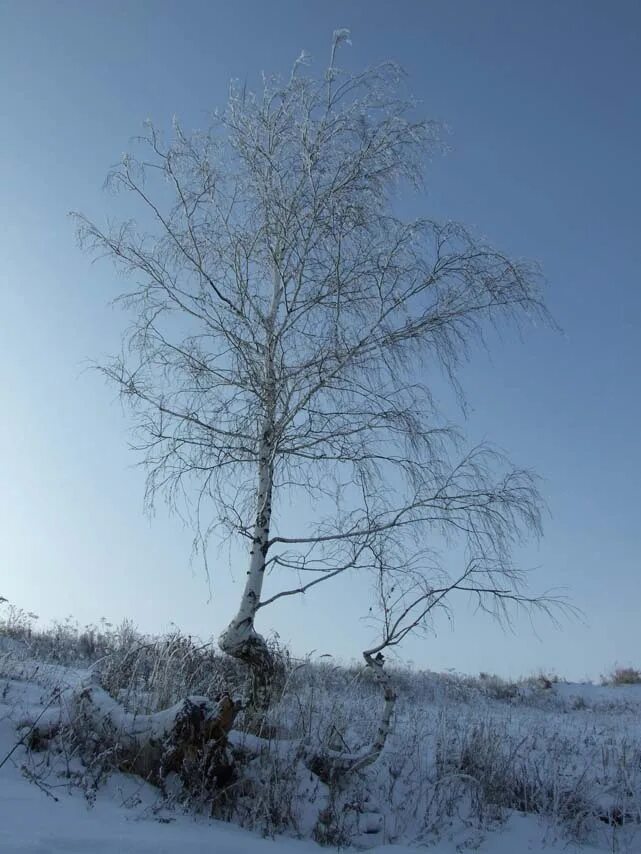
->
[1,0,639,679]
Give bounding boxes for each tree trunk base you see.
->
[219,627,285,729]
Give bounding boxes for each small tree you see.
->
[78,32,558,741]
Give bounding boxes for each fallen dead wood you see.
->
[22,674,239,787]
[19,647,396,794]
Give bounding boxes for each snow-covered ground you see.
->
[0,758,594,854]
[1,641,640,853]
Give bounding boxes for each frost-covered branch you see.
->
[78,32,559,723]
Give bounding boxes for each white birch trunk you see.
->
[219,259,283,713]
[346,652,397,773]
[218,422,274,666]
[305,651,397,781]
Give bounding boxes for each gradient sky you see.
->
[1,0,639,680]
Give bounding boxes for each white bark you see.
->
[219,260,283,710]
[218,422,274,659]
[304,650,397,782]
[347,652,397,773]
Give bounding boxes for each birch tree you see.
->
[77,32,556,725]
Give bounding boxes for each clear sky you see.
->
[1,0,639,680]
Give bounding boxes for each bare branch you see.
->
[79,37,561,722]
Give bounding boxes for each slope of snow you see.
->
[0,768,592,854]
[0,654,635,853]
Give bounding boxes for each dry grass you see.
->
[603,667,641,686]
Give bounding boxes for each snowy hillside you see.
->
[1,628,640,853]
